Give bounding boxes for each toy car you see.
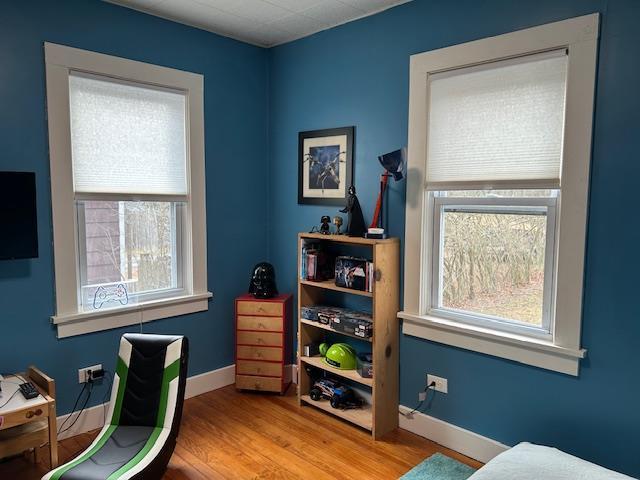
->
[309,377,363,410]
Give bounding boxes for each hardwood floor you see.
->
[0,385,482,479]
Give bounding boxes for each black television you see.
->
[0,172,38,260]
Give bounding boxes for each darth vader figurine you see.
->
[248,262,279,299]
[340,185,366,237]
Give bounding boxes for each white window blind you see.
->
[426,50,568,190]
[69,72,187,197]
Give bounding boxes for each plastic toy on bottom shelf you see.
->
[309,377,364,410]
[305,364,364,410]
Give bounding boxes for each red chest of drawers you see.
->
[235,294,293,394]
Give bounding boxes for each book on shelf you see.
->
[335,256,374,293]
[300,239,374,293]
[299,239,334,281]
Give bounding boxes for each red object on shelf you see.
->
[234,294,293,395]
[369,173,390,230]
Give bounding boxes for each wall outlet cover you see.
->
[78,364,102,383]
[427,374,448,394]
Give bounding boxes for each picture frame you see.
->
[298,126,354,205]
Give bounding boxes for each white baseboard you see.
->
[398,405,509,463]
[185,364,235,399]
[58,363,236,440]
[57,402,109,440]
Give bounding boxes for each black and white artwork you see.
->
[298,127,354,205]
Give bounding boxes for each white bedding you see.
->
[468,443,635,480]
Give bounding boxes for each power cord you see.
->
[42,370,109,457]
[57,371,102,436]
[0,389,21,409]
[56,382,87,434]
[58,382,93,436]
[399,381,436,418]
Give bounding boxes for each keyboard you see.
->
[19,381,39,400]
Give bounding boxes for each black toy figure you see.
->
[320,215,331,234]
[248,262,278,299]
[340,185,366,237]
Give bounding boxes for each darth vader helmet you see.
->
[248,262,278,299]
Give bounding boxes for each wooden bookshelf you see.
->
[297,232,399,439]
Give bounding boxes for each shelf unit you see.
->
[297,232,399,439]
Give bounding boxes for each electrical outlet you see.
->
[427,374,448,394]
[78,364,102,384]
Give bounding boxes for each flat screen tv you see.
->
[0,172,38,260]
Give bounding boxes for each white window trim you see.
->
[399,14,599,376]
[45,43,211,338]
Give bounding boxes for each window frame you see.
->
[427,193,558,340]
[45,43,211,338]
[399,14,599,375]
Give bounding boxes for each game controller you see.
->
[93,283,129,310]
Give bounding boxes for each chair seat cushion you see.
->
[45,425,170,480]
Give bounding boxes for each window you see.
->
[425,50,567,340]
[432,190,557,339]
[46,43,210,337]
[400,15,599,375]
[77,200,184,310]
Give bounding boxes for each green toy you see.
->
[319,342,357,370]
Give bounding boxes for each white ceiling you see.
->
[105,0,413,47]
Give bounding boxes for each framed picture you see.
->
[298,126,354,205]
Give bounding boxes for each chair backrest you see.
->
[109,334,188,435]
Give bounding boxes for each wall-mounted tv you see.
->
[0,172,38,260]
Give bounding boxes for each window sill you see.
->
[397,311,586,376]
[52,292,213,338]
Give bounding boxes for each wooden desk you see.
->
[0,366,58,469]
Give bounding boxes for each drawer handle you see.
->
[26,409,42,419]
[257,337,265,344]
[254,383,261,390]
[258,322,266,329]
[256,351,263,358]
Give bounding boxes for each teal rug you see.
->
[400,453,476,480]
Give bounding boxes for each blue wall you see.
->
[0,0,268,414]
[2,0,639,476]
[268,0,640,476]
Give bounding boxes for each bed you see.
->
[468,442,635,480]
